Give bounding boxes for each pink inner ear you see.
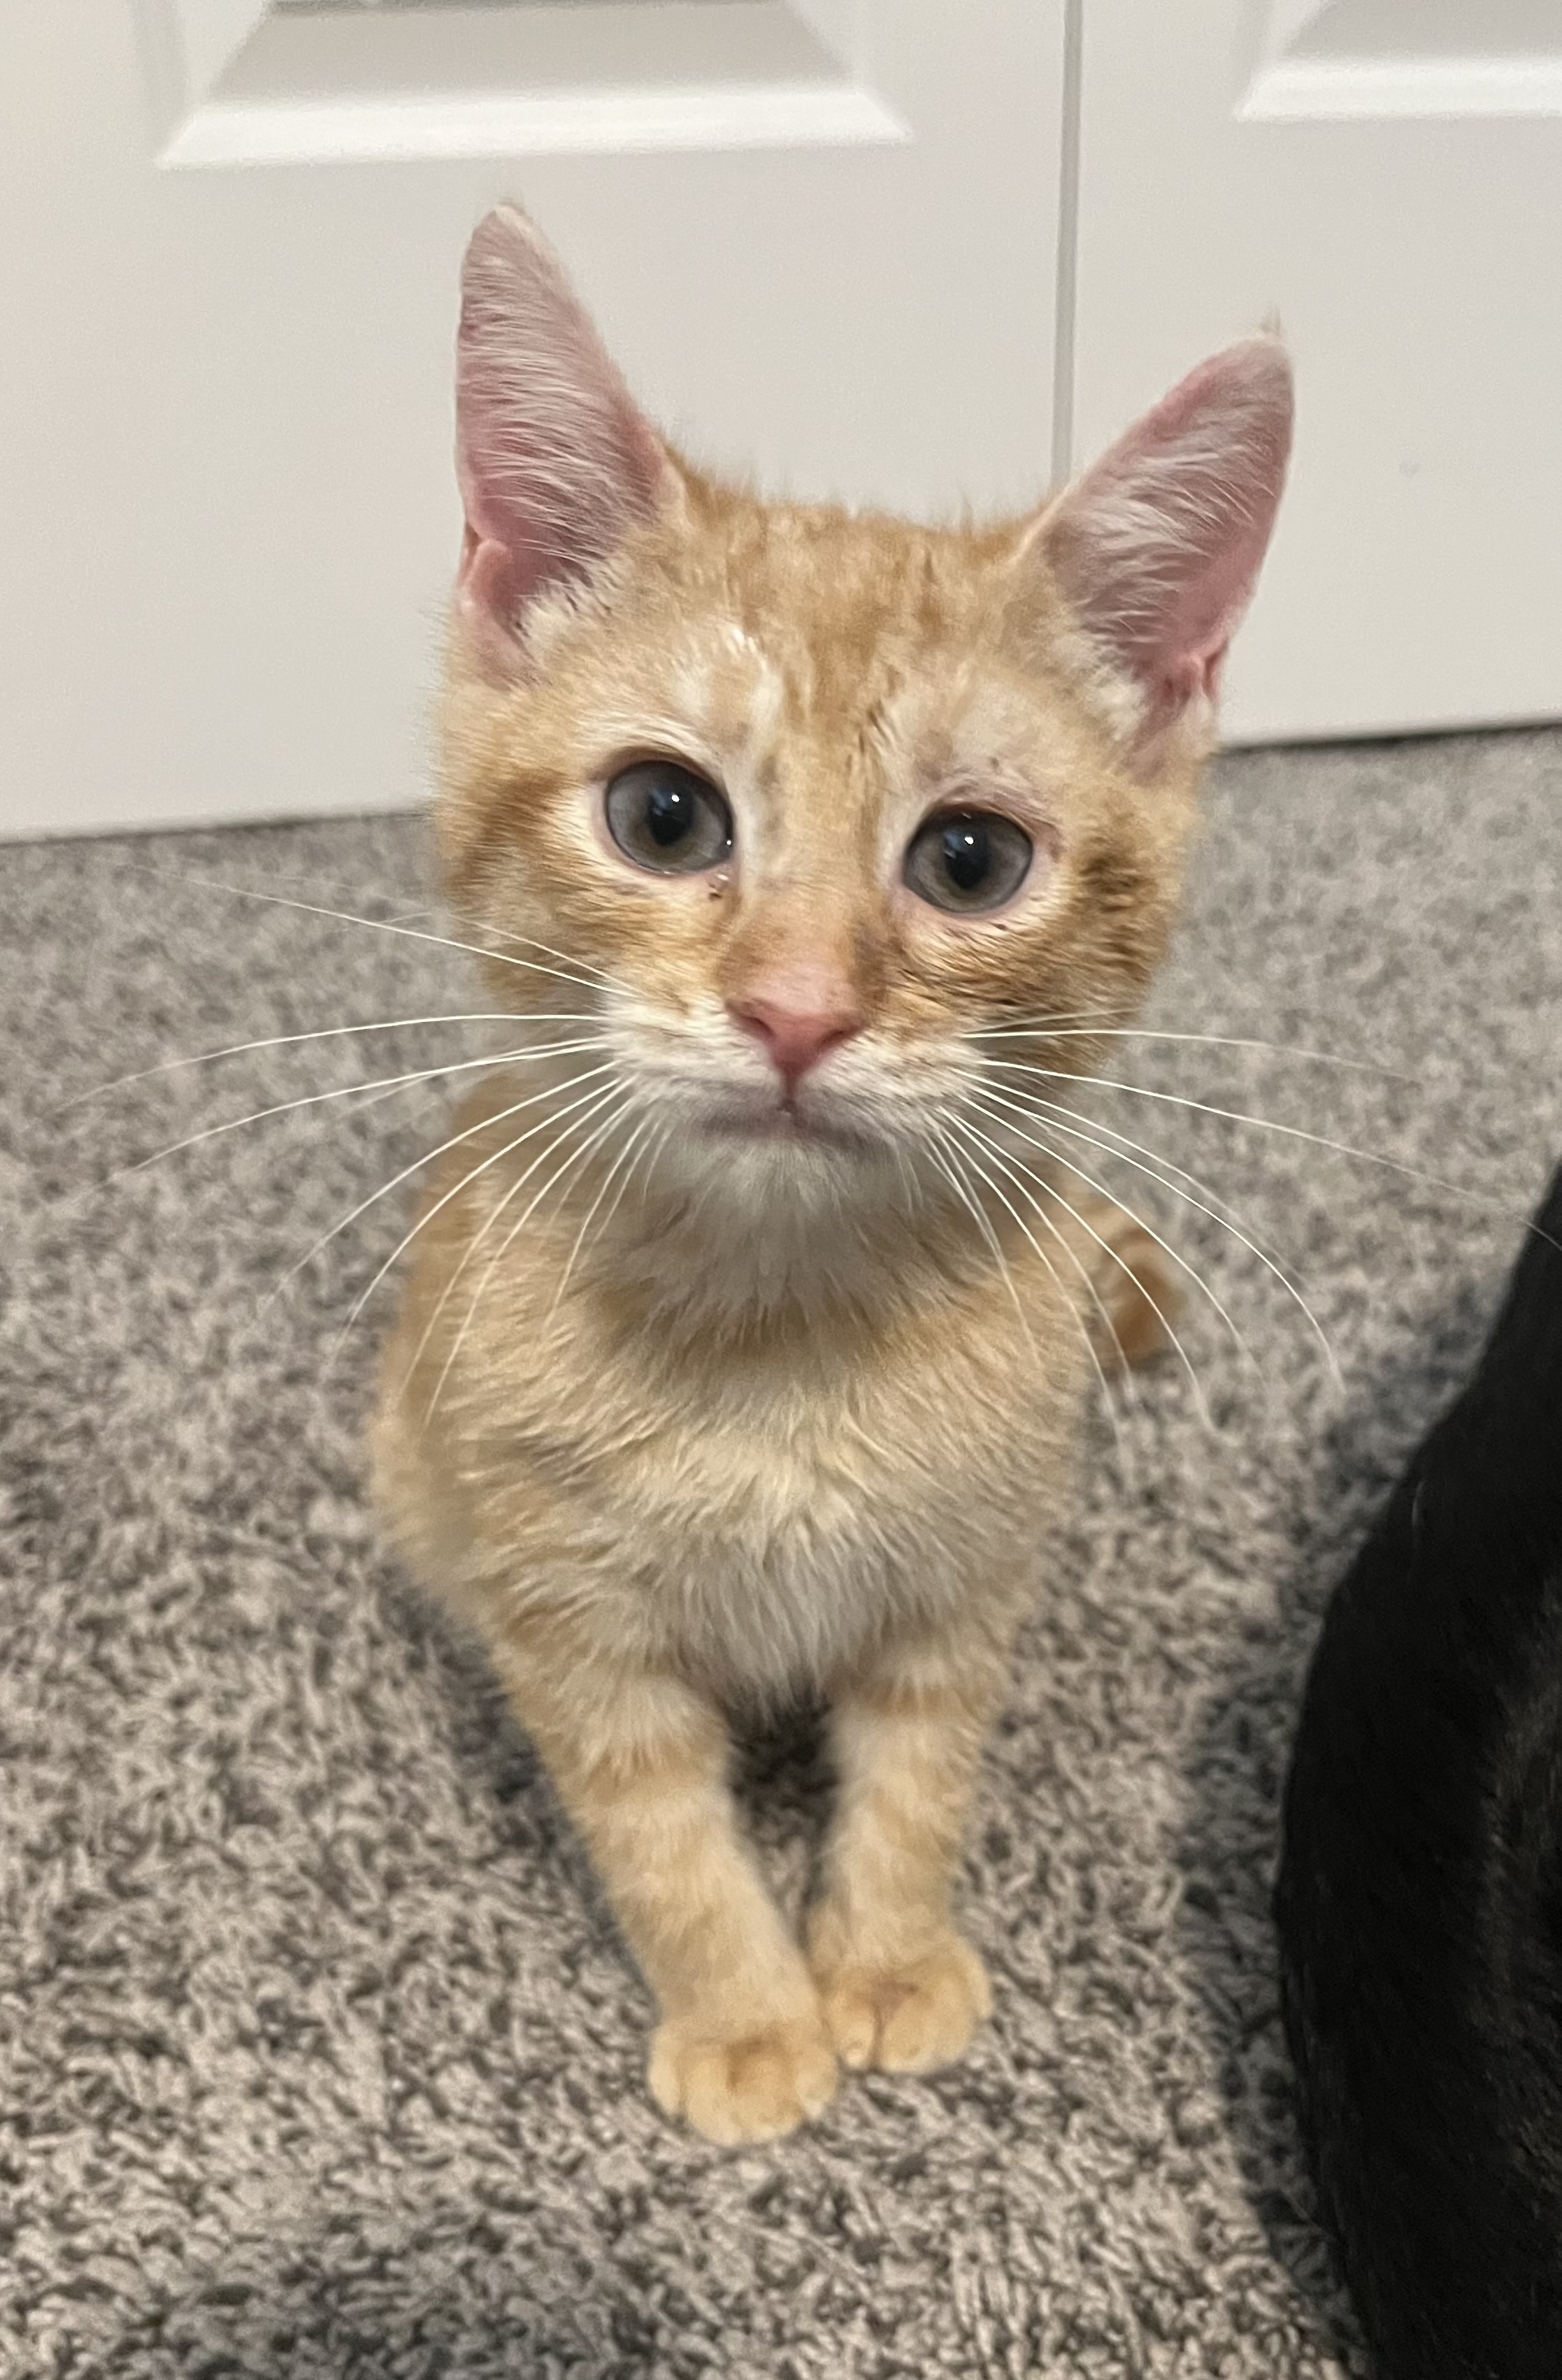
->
[456,526,520,639]
[1044,338,1294,735]
[454,205,673,654]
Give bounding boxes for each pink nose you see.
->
[728,995,861,1087]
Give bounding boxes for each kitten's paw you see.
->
[1077,1195,1183,1373]
[647,2008,838,2145]
[814,1931,992,2075]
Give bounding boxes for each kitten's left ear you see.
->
[455,204,680,672]
[1024,336,1293,763]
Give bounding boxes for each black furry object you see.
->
[1277,1164,1562,2380]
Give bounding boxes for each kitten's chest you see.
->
[498,1289,1080,1687]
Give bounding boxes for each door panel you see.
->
[1,1,1063,835]
[1072,0,1562,742]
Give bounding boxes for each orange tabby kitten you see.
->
[372,206,1291,2144]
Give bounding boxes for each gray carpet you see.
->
[5,730,1562,2379]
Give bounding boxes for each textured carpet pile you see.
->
[5,732,1562,2378]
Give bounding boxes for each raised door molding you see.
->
[1240,0,1562,120]
[131,0,907,166]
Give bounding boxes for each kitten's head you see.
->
[437,206,1290,1216]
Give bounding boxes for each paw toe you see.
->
[817,1934,991,2075]
[649,2012,838,2144]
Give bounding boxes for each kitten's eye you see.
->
[604,760,733,876]
[904,810,1032,914]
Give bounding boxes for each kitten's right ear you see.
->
[455,205,678,672]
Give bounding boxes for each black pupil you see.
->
[941,818,990,893]
[646,778,694,847]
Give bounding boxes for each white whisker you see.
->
[125,865,615,999]
[271,1053,618,1329]
[348,1076,447,1116]
[975,1005,1134,1035]
[944,1107,1136,1401]
[940,1109,1133,1471]
[970,1082,1314,1394]
[396,1076,629,1400]
[422,1088,634,1428]
[991,1082,1283,1255]
[548,1106,656,1315]
[329,1065,625,1364]
[924,1126,1040,1375]
[116,1039,608,1183]
[64,1014,594,1111]
[980,1056,1503,1216]
[973,1076,1345,1385]
[967,1024,1405,1081]
[610,1114,673,1236]
[953,1104,1214,1428]
[461,917,624,991]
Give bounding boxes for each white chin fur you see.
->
[657,1105,896,1205]
[638,1123,922,1317]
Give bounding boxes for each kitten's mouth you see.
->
[699,1094,868,1153]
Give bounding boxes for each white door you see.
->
[0,1,1064,838]
[1070,0,1562,742]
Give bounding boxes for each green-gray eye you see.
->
[604,760,733,875]
[905,810,1032,914]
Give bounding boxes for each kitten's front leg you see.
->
[494,1630,835,2144]
[808,1634,1005,2075]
